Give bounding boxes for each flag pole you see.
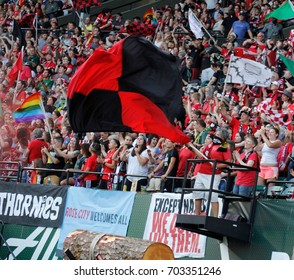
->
[221,54,233,103]
[289,0,294,9]
[34,14,38,43]
[39,97,53,141]
[191,10,214,42]
[13,46,24,98]
[75,10,86,29]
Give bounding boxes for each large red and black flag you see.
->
[126,22,157,37]
[67,35,190,144]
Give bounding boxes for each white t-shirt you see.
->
[126,148,149,182]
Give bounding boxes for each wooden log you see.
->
[63,230,174,260]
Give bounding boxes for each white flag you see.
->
[188,9,204,39]
[226,55,272,87]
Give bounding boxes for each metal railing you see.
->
[178,158,260,224]
[15,163,191,192]
[0,161,22,182]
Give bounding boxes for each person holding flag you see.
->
[186,128,232,217]
[12,80,27,111]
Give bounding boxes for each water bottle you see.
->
[36,175,41,184]
[47,177,51,185]
[85,180,91,188]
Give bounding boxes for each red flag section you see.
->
[67,35,190,144]
[234,47,257,61]
[256,97,290,126]
[7,48,23,88]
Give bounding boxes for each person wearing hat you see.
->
[281,90,293,110]
[220,103,258,141]
[90,35,101,49]
[268,80,283,98]
[212,10,224,35]
[61,30,73,47]
[227,11,253,40]
[284,70,294,90]
[212,2,224,22]
[105,31,116,48]
[208,60,225,87]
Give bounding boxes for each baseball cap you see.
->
[240,106,251,116]
[239,11,246,16]
[271,81,279,86]
[283,90,292,99]
[137,134,147,141]
[109,31,116,36]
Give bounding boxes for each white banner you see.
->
[188,9,204,39]
[57,188,135,253]
[226,55,272,87]
[143,192,207,258]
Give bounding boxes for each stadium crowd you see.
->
[0,0,294,199]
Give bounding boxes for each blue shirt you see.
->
[232,21,250,39]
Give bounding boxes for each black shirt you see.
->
[163,148,179,177]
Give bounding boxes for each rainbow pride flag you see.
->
[13,92,45,123]
[143,7,155,21]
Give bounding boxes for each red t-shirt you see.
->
[102,149,117,180]
[95,13,113,30]
[201,100,215,121]
[42,61,56,70]
[198,144,232,175]
[193,103,201,110]
[176,147,195,177]
[235,151,258,187]
[230,117,257,140]
[83,154,98,181]
[19,66,32,82]
[28,139,48,163]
